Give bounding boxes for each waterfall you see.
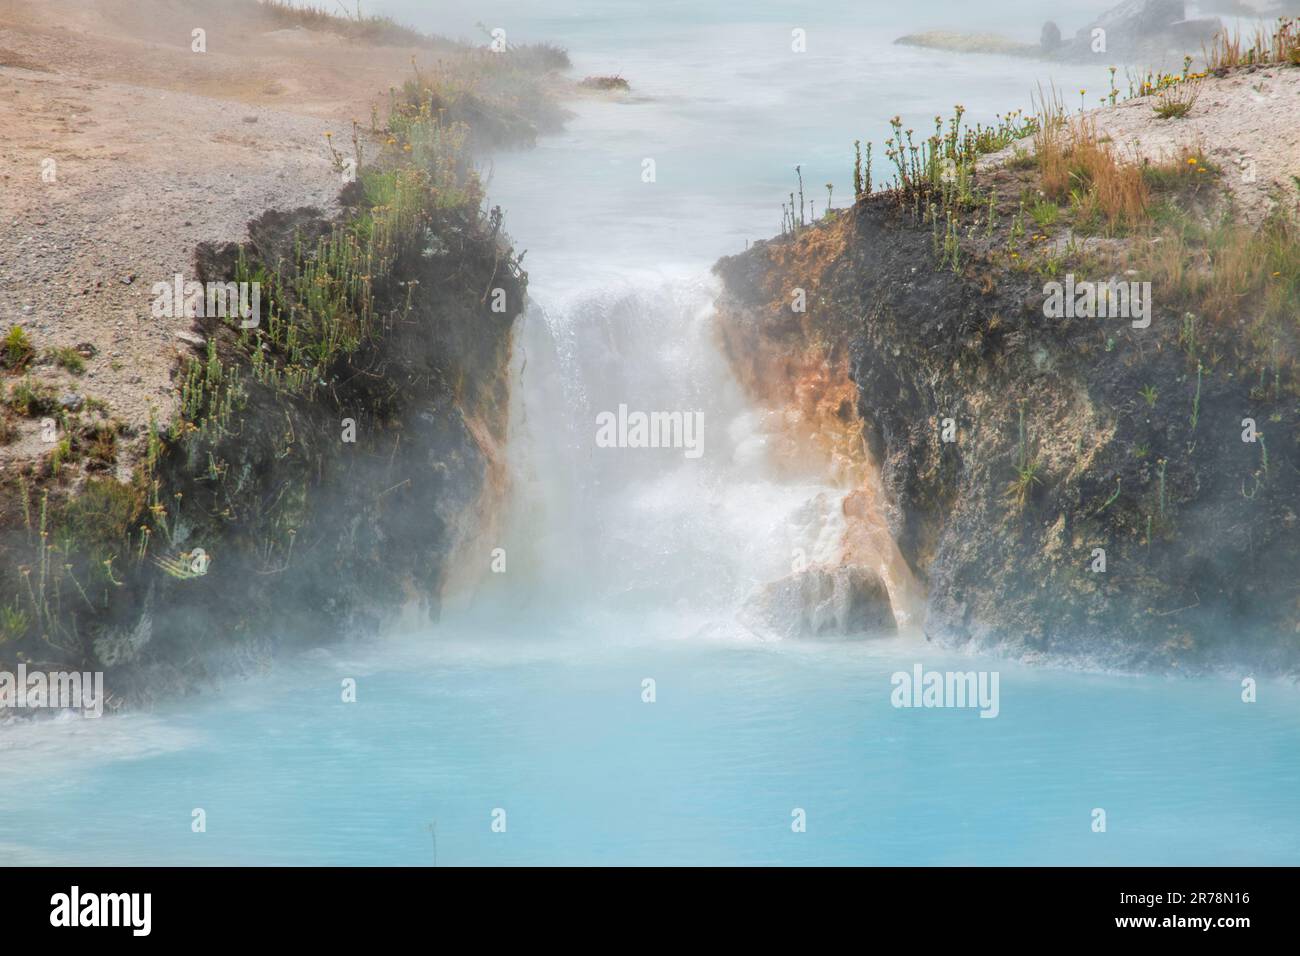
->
[461,270,915,643]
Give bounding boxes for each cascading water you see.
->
[483,276,865,638]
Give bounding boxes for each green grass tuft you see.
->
[2,326,34,371]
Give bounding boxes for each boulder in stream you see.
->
[742,565,897,641]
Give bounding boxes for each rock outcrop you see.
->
[1054,0,1221,61]
[713,124,1298,673]
[895,0,1225,64]
[742,565,897,641]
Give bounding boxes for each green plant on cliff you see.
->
[2,325,34,371]
[48,437,73,477]
[1241,434,1270,499]
[844,105,1035,233]
[7,378,57,417]
[882,109,972,208]
[1189,362,1203,431]
[1005,405,1042,512]
[0,604,28,645]
[1141,210,1299,389]
[1142,149,1217,196]
[1152,80,1200,119]
[942,210,962,273]
[0,31,544,686]
[0,473,143,657]
[230,68,488,404]
[180,340,246,438]
[56,477,144,594]
[966,109,1037,155]
[853,139,873,199]
[1005,458,1043,512]
[85,421,118,465]
[255,0,438,47]
[1205,17,1300,70]
[1010,74,1297,394]
[49,346,86,375]
[1035,113,1148,234]
[63,478,144,552]
[1028,197,1059,228]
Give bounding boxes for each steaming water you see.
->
[4,2,1299,866]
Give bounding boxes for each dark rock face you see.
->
[91,204,524,703]
[742,565,896,640]
[714,199,1299,674]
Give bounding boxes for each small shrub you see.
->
[1005,459,1043,511]
[86,422,117,465]
[0,604,29,645]
[1037,115,1147,232]
[579,75,630,91]
[60,477,144,550]
[257,0,442,48]
[1143,148,1216,191]
[1205,18,1300,70]
[50,346,86,375]
[49,436,73,476]
[506,42,571,73]
[1007,148,1037,171]
[7,378,57,416]
[1029,198,1060,227]
[2,326,34,371]
[1153,80,1200,119]
[1137,208,1299,390]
